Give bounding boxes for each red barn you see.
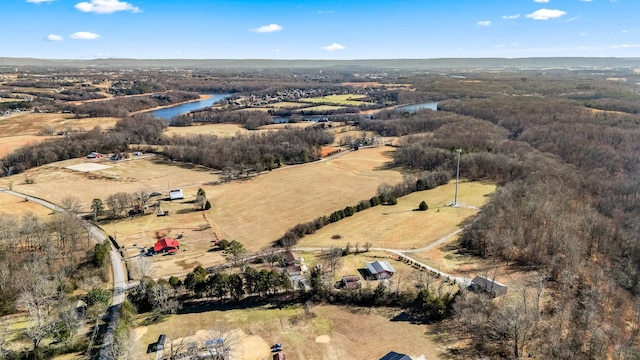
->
[153,238,179,253]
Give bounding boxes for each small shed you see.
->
[153,238,180,254]
[169,189,184,200]
[468,275,508,297]
[156,334,166,351]
[379,351,412,360]
[342,275,362,289]
[365,261,396,280]
[273,353,286,360]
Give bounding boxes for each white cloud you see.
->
[317,10,334,14]
[250,24,283,33]
[75,0,141,14]
[26,0,55,3]
[502,14,520,20]
[534,0,550,2]
[580,32,588,36]
[622,29,628,33]
[611,44,640,49]
[323,43,345,51]
[71,31,100,40]
[47,34,63,41]
[580,0,593,2]
[526,8,567,20]
[477,20,491,27]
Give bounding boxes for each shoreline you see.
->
[131,94,213,115]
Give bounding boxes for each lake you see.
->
[396,101,439,112]
[150,93,231,119]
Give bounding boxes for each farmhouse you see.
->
[282,250,307,276]
[169,189,184,200]
[153,238,180,254]
[341,275,362,289]
[468,275,508,297]
[365,260,396,280]
[379,351,412,360]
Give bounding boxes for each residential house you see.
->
[153,238,180,254]
[283,250,307,276]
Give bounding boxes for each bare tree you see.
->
[134,188,152,208]
[56,302,84,347]
[364,241,372,252]
[149,282,179,316]
[17,261,57,355]
[324,246,342,275]
[61,195,82,214]
[135,256,155,279]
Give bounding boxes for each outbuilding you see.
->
[379,351,412,360]
[341,275,362,289]
[468,275,508,297]
[169,189,184,200]
[365,260,396,280]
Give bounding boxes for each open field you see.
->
[0,112,118,137]
[206,146,404,252]
[299,94,369,107]
[163,122,322,138]
[163,123,250,137]
[0,155,220,211]
[295,105,346,112]
[0,134,54,158]
[0,190,53,218]
[133,303,444,360]
[0,98,26,103]
[297,180,496,250]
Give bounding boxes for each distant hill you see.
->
[1,57,640,70]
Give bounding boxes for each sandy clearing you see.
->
[66,162,113,172]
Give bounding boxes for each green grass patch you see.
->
[295,105,347,112]
[299,94,370,107]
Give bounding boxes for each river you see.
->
[150,93,231,120]
[395,101,439,112]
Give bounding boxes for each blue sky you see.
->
[2,0,639,59]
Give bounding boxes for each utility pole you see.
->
[454,148,462,206]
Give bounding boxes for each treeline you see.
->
[65,91,200,117]
[161,127,334,173]
[0,115,166,175]
[132,265,456,325]
[172,109,272,129]
[278,170,451,247]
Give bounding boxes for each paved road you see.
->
[0,187,126,358]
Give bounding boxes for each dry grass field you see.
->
[297,180,495,250]
[294,105,346,112]
[163,123,250,137]
[0,155,220,211]
[0,112,118,137]
[0,190,53,218]
[265,101,310,109]
[206,146,403,252]
[132,303,444,360]
[0,135,54,158]
[299,95,369,107]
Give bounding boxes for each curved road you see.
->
[0,187,125,358]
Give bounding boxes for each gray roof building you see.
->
[379,351,412,360]
[468,275,508,297]
[365,260,396,279]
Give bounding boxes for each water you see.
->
[396,101,439,112]
[150,93,231,119]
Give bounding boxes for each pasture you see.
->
[0,155,220,211]
[264,101,310,109]
[295,105,346,112]
[132,303,443,360]
[296,181,496,250]
[206,146,404,252]
[0,190,53,218]
[299,94,369,107]
[0,112,118,137]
